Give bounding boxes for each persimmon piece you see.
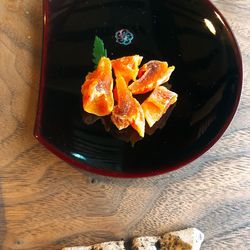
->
[112,55,143,102]
[111,76,145,137]
[131,102,145,138]
[141,86,177,127]
[112,55,143,84]
[81,57,114,116]
[129,60,175,94]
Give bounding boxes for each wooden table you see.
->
[0,1,249,249]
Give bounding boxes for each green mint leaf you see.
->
[92,36,107,67]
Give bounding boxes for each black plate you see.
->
[35,0,242,177]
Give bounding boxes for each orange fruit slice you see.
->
[81,57,114,116]
[141,86,178,127]
[111,76,145,137]
[112,55,143,84]
[129,60,175,95]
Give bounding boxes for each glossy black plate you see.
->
[35,0,242,177]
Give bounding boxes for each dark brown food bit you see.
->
[160,234,192,250]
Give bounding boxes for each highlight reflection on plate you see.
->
[35,0,242,177]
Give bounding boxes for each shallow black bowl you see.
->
[35,0,242,177]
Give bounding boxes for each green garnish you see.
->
[92,36,107,67]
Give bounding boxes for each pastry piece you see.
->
[93,241,126,250]
[132,236,160,250]
[63,241,125,250]
[160,234,192,250]
[63,229,203,250]
[81,57,114,116]
[164,228,204,250]
[62,247,91,250]
[129,61,175,95]
[132,228,204,250]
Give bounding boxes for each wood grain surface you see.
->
[0,1,249,249]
